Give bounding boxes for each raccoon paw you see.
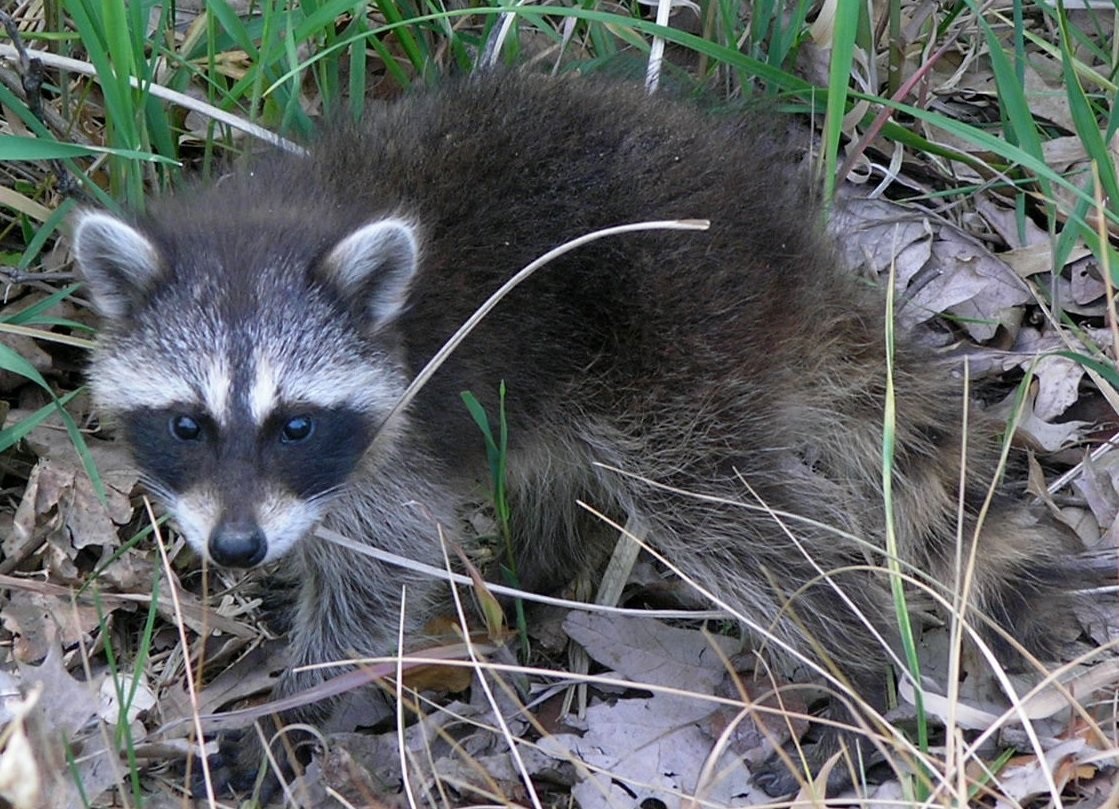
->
[188,726,311,803]
[751,748,839,797]
[751,759,800,797]
[188,730,262,799]
[751,728,874,797]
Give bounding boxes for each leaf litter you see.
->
[2,189,1116,808]
[1,6,1119,809]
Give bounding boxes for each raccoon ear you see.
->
[321,218,418,329]
[70,211,163,321]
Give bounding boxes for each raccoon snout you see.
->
[209,519,268,568]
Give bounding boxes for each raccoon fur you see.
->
[71,73,1084,797]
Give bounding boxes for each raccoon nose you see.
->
[209,522,268,568]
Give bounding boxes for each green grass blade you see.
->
[820,1,860,202]
[1056,7,1119,212]
[0,134,179,163]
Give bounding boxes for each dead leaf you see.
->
[900,659,1119,730]
[1032,354,1085,422]
[17,641,102,739]
[1043,134,1103,173]
[1022,54,1076,133]
[542,697,761,809]
[1072,452,1119,532]
[707,667,806,764]
[1068,256,1106,305]
[182,639,287,726]
[0,684,43,809]
[10,641,119,806]
[154,584,257,640]
[99,672,157,728]
[831,191,931,285]
[914,231,1031,341]
[832,190,1031,340]
[562,610,743,689]
[317,744,386,807]
[975,195,1051,250]
[1052,272,1109,317]
[991,739,1088,803]
[10,459,136,583]
[539,614,761,809]
[991,388,1088,453]
[1001,243,1060,278]
[1,592,103,663]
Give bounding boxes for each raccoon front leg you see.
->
[203,493,454,799]
[625,485,899,797]
[735,577,895,797]
[750,669,890,797]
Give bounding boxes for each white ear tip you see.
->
[71,210,145,256]
[323,217,420,329]
[72,210,118,247]
[335,218,418,262]
[70,210,162,320]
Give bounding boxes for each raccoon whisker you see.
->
[135,475,174,505]
[307,485,346,505]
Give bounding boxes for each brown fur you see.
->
[74,73,1085,798]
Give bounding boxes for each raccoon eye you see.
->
[169,414,202,442]
[280,415,314,444]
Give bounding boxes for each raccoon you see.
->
[71,73,1084,798]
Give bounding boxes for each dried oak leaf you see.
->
[831,191,1030,341]
[1072,452,1119,541]
[1031,354,1086,423]
[1068,256,1106,306]
[4,640,119,807]
[0,681,44,809]
[1,591,103,663]
[980,739,1095,805]
[988,382,1089,454]
[539,613,759,809]
[975,194,1051,250]
[10,458,136,583]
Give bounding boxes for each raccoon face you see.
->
[71,210,420,567]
